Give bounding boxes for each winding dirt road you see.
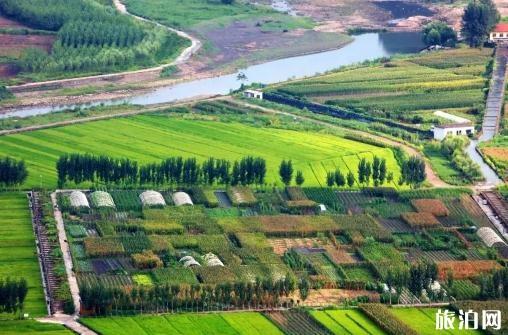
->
[7,0,201,93]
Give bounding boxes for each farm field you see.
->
[54,184,504,315]
[0,320,73,335]
[0,193,46,318]
[0,112,401,188]
[479,136,508,181]
[271,48,491,129]
[310,309,387,335]
[390,308,484,335]
[81,312,283,335]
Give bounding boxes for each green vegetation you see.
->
[0,0,189,82]
[311,309,387,335]
[462,0,499,47]
[390,308,483,334]
[0,320,73,335]
[422,21,457,47]
[81,312,283,334]
[272,48,491,133]
[123,0,310,29]
[0,113,401,188]
[0,193,45,317]
[426,136,482,185]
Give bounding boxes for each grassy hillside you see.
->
[0,193,46,318]
[0,114,401,188]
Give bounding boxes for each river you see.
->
[0,32,424,119]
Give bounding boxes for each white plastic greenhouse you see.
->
[172,192,193,206]
[69,191,89,208]
[203,253,224,267]
[90,191,115,208]
[139,190,166,207]
[179,255,200,268]
[477,227,506,247]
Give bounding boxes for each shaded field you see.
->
[0,193,46,317]
[0,115,401,188]
[81,312,283,335]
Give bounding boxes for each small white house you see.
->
[243,89,263,99]
[490,23,508,43]
[432,122,474,141]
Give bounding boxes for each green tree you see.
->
[461,0,499,47]
[279,159,293,185]
[347,171,355,187]
[422,21,457,46]
[295,170,305,186]
[326,171,335,187]
[334,169,346,187]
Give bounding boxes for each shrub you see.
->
[131,250,163,269]
[411,199,449,216]
[401,212,440,228]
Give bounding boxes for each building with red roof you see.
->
[490,23,508,43]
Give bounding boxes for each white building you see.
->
[490,23,508,43]
[432,122,474,141]
[243,89,263,99]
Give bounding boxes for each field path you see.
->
[236,99,448,188]
[6,0,201,93]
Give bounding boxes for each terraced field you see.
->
[0,115,401,188]
[0,193,45,317]
[81,312,283,335]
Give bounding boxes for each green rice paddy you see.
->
[0,193,46,318]
[310,309,387,335]
[0,115,401,188]
[0,320,73,335]
[81,312,283,335]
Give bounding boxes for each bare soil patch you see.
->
[0,34,55,57]
[0,63,20,78]
[295,288,380,305]
[0,16,27,28]
[483,147,508,162]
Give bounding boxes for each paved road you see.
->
[50,192,81,315]
[481,47,508,140]
[38,313,97,335]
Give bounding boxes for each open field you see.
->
[0,113,401,188]
[310,309,387,335]
[0,193,46,318]
[81,312,283,335]
[272,48,491,129]
[0,320,73,335]
[390,308,484,335]
[479,136,508,180]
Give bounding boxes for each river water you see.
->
[1,32,424,119]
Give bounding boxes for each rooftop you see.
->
[434,122,473,129]
[493,23,508,32]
